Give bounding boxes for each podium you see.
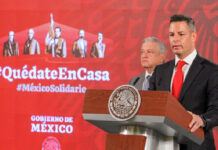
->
[82,89,204,150]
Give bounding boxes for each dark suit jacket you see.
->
[72,40,87,58]
[149,54,218,150]
[3,40,19,56]
[129,72,145,90]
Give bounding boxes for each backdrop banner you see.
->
[0,0,217,149]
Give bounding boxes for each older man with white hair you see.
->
[3,31,19,56]
[23,29,40,55]
[129,37,166,90]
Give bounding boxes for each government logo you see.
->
[108,85,141,121]
[42,136,61,150]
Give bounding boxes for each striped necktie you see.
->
[143,75,151,90]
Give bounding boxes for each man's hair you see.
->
[9,31,15,35]
[28,29,34,34]
[142,37,166,54]
[55,27,61,32]
[79,29,84,32]
[170,14,196,32]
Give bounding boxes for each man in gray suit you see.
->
[129,37,166,90]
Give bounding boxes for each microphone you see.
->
[133,77,140,86]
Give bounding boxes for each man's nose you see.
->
[173,34,180,42]
[141,52,148,58]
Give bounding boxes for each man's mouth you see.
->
[173,45,182,49]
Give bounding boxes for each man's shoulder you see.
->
[92,42,97,45]
[156,60,174,70]
[132,72,145,79]
[129,72,145,84]
[60,37,65,41]
[13,40,18,45]
[4,40,9,44]
[199,56,217,70]
[32,38,38,42]
[73,40,78,44]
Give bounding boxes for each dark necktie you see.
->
[172,60,186,99]
[143,75,151,90]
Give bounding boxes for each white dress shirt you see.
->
[142,71,153,90]
[170,50,197,92]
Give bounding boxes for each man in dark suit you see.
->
[149,14,218,150]
[129,37,166,90]
[90,32,106,58]
[3,31,19,56]
[23,29,40,55]
[72,29,88,58]
[45,27,67,58]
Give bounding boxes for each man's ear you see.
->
[160,54,166,63]
[192,32,197,43]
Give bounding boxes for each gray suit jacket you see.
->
[129,73,145,90]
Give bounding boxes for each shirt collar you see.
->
[175,50,197,66]
[145,71,152,78]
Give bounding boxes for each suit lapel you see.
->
[136,73,145,90]
[178,55,204,101]
[164,60,175,91]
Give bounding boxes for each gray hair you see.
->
[9,31,15,36]
[142,37,166,54]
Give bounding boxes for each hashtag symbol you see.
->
[17,84,21,91]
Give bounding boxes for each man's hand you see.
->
[188,111,204,132]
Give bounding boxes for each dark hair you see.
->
[170,14,196,32]
[55,27,61,32]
